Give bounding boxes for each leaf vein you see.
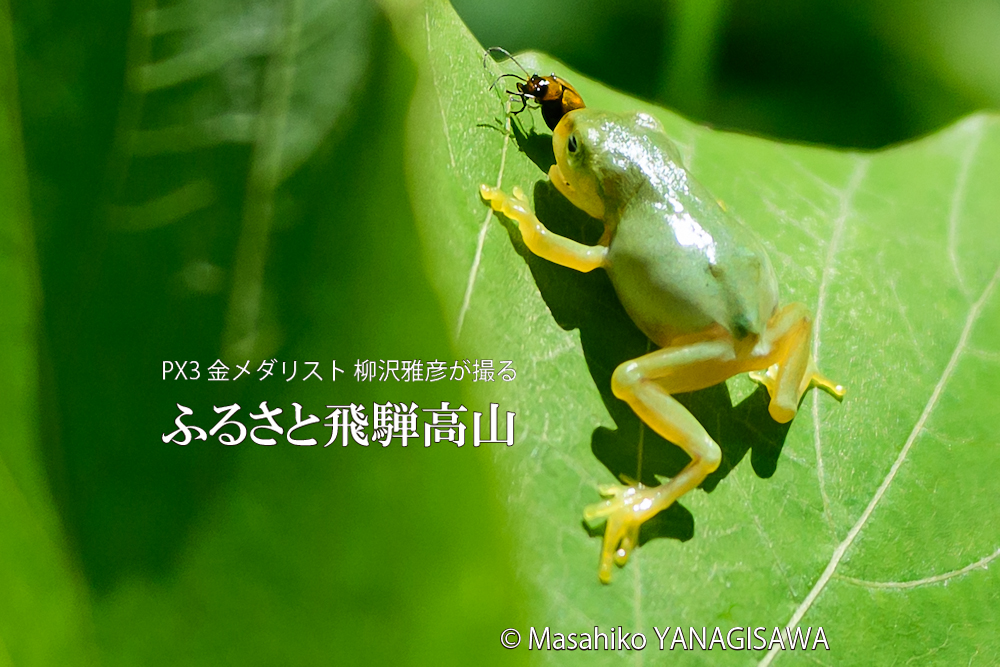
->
[948,117,985,299]
[811,156,870,535]
[424,9,456,171]
[455,103,511,338]
[222,0,302,357]
[835,546,1000,590]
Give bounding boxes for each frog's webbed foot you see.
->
[479,184,530,218]
[583,483,652,584]
[750,303,846,423]
[750,362,845,401]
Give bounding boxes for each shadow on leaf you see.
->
[512,121,556,174]
[494,177,792,548]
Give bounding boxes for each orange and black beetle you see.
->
[484,47,585,131]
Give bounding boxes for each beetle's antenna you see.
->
[489,72,526,91]
[483,46,531,77]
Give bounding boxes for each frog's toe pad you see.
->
[479,184,502,203]
[811,372,846,400]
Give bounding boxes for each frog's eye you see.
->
[567,134,578,153]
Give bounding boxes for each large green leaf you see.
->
[393,0,1000,663]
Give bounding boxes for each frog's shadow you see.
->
[498,177,793,548]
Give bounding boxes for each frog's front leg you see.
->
[750,302,845,424]
[584,337,739,583]
[480,184,607,273]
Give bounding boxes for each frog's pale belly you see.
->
[604,207,779,348]
[606,246,721,347]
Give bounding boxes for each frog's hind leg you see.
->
[584,338,739,583]
[749,302,845,424]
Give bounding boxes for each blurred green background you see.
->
[2,0,998,663]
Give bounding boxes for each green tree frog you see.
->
[480,108,845,584]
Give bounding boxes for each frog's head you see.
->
[549,109,676,222]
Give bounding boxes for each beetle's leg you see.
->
[507,92,527,115]
[480,184,607,273]
[749,302,845,424]
[585,338,742,583]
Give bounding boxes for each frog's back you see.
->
[606,174,779,348]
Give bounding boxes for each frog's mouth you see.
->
[548,163,574,201]
[549,163,605,220]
